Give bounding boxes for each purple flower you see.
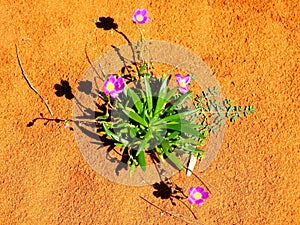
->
[103,75,125,98]
[175,74,191,94]
[187,186,209,206]
[132,9,150,24]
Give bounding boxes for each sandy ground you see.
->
[1,0,299,224]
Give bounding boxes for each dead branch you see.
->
[15,44,53,116]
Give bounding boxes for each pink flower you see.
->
[175,74,191,94]
[132,9,150,24]
[103,75,125,98]
[187,186,209,206]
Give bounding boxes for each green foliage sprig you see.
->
[97,63,256,174]
[98,68,207,173]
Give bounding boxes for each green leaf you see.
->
[112,122,130,129]
[136,129,152,156]
[138,88,146,100]
[236,106,242,111]
[129,164,136,176]
[166,122,199,137]
[179,137,202,146]
[250,106,256,113]
[165,87,178,101]
[115,143,124,147]
[209,86,220,96]
[168,91,192,111]
[127,88,143,114]
[96,115,108,120]
[139,63,147,75]
[167,131,180,139]
[220,119,226,126]
[185,145,205,154]
[163,108,199,123]
[230,115,239,122]
[144,76,153,116]
[103,123,129,146]
[166,152,184,170]
[129,127,138,138]
[137,151,146,172]
[161,139,170,154]
[210,125,218,134]
[122,107,148,127]
[154,76,169,116]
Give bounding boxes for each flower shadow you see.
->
[54,80,74,100]
[94,17,118,30]
[152,180,186,206]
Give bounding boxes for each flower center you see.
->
[136,15,144,21]
[107,82,115,91]
[194,192,202,200]
[179,80,185,87]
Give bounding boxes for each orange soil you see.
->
[1,0,299,224]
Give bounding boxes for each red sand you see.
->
[1,0,299,224]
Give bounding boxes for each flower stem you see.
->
[134,23,149,70]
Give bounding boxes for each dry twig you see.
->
[15,44,53,116]
[139,196,205,225]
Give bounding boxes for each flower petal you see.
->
[182,75,191,85]
[132,8,149,24]
[115,77,125,90]
[188,187,195,194]
[196,186,204,193]
[132,14,137,22]
[140,9,148,16]
[103,75,125,97]
[195,199,204,206]
[188,196,196,204]
[175,74,181,79]
[201,191,209,199]
[108,75,116,83]
[188,186,209,206]
[140,17,148,24]
[103,80,110,95]
[179,86,189,94]
[110,91,119,98]
[134,9,141,15]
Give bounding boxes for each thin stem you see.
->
[176,198,198,220]
[139,196,201,225]
[15,44,53,116]
[135,22,145,42]
[134,23,146,66]
[185,167,219,195]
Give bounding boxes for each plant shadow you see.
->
[152,179,186,206]
[27,17,173,178]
